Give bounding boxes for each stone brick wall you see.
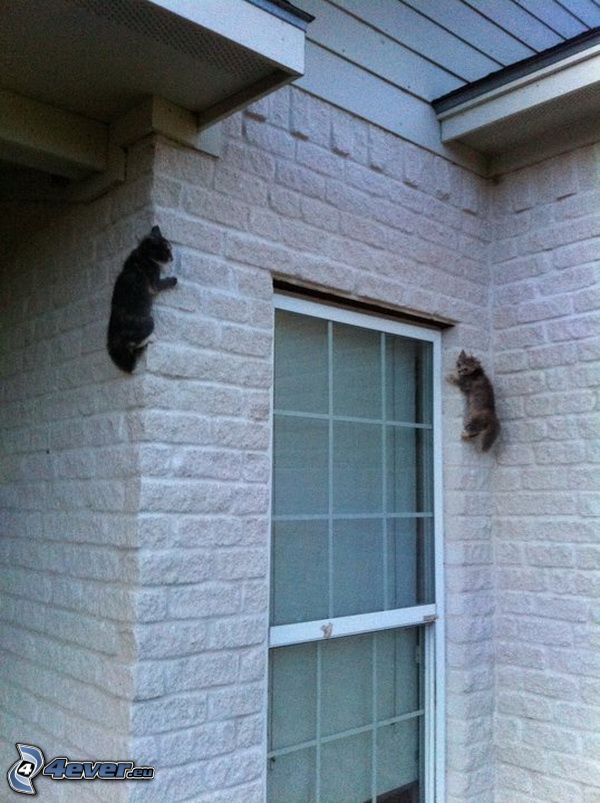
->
[4,83,595,803]
[0,144,156,802]
[491,145,600,803]
[129,86,494,802]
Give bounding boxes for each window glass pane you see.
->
[275,309,328,414]
[271,307,436,802]
[268,629,424,803]
[333,519,384,617]
[272,310,436,620]
[333,421,382,514]
[272,520,329,625]
[321,732,372,803]
[387,518,435,609]
[386,335,433,424]
[321,634,372,737]
[268,748,316,803]
[386,428,433,514]
[332,322,381,419]
[376,719,420,801]
[270,642,317,751]
[273,415,328,516]
[376,628,420,720]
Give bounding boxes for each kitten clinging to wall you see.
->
[107,225,177,373]
[448,350,500,451]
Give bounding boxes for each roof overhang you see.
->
[1,0,311,184]
[433,28,600,163]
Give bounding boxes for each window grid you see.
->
[327,320,334,620]
[267,709,424,761]
[268,631,425,803]
[273,409,433,428]
[381,333,389,612]
[272,322,433,624]
[272,513,434,521]
[269,295,445,802]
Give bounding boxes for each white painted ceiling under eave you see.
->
[0,0,277,123]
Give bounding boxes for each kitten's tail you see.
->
[481,418,500,452]
[108,344,138,373]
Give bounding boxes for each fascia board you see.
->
[145,0,305,75]
[438,43,600,143]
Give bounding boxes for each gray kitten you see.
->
[448,350,500,451]
[107,226,176,373]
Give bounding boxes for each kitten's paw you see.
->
[461,430,476,440]
[447,374,458,384]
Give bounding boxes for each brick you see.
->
[136,620,208,658]
[516,297,572,323]
[268,185,301,218]
[155,211,223,254]
[300,195,339,233]
[554,239,600,269]
[213,549,268,580]
[525,391,596,416]
[402,140,433,190]
[494,254,547,283]
[133,694,207,734]
[510,171,534,212]
[551,150,578,199]
[243,118,295,159]
[168,653,239,693]
[574,285,600,312]
[296,138,340,177]
[243,96,269,122]
[182,186,249,230]
[268,85,290,128]
[339,210,387,248]
[162,721,236,765]
[556,188,600,219]
[154,140,215,185]
[276,160,327,199]
[331,111,368,161]
[528,342,578,368]
[207,685,264,720]
[213,165,269,206]
[290,90,331,146]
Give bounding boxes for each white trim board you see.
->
[0,89,107,180]
[274,292,442,343]
[146,0,305,75]
[437,42,600,151]
[270,605,438,648]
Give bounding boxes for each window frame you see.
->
[269,292,446,802]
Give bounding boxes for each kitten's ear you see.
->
[458,349,466,359]
[151,225,162,238]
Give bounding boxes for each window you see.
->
[269,295,444,803]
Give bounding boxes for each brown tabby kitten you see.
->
[107,226,176,373]
[448,350,500,451]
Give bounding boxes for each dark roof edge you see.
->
[244,0,315,30]
[433,26,600,114]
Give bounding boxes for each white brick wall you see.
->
[0,142,156,802]
[2,84,596,803]
[128,87,495,802]
[491,144,600,803]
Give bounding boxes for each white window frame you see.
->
[269,292,445,803]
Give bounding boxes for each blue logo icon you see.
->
[7,744,45,796]
[6,742,155,794]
